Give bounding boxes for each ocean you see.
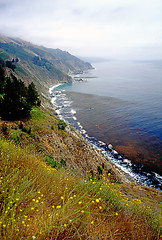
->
[51,60,162,190]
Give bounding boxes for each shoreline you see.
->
[49,84,63,94]
[49,85,162,190]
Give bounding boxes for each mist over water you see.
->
[52,60,162,189]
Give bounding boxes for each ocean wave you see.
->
[50,86,162,190]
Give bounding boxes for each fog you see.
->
[0,0,162,60]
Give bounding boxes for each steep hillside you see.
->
[43,47,93,74]
[0,35,93,96]
[0,36,161,240]
[0,107,161,240]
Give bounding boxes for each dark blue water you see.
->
[51,60,162,189]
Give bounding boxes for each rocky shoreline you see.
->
[46,86,138,186]
[47,86,162,190]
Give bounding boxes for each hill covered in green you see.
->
[0,35,93,97]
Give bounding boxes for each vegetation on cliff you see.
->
[0,35,93,97]
[0,36,161,239]
[0,107,161,240]
[0,66,40,120]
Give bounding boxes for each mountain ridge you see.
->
[0,35,93,98]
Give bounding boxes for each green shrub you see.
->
[97,165,103,175]
[45,155,61,169]
[21,126,31,134]
[58,119,66,130]
[9,132,20,144]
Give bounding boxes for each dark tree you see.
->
[6,61,16,71]
[27,82,39,106]
[0,66,5,94]
[0,59,5,67]
[0,73,41,120]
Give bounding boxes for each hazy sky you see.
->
[0,0,162,60]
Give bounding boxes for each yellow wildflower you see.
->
[56,205,61,209]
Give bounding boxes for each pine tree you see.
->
[0,72,41,120]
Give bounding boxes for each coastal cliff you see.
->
[0,106,161,239]
[0,36,161,239]
[0,35,93,98]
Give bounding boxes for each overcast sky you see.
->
[0,0,162,60]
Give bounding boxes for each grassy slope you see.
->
[0,107,161,240]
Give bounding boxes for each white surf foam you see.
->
[71,109,76,114]
[49,84,62,94]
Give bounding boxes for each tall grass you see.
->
[0,137,161,240]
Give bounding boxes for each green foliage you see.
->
[45,155,61,169]
[97,165,103,175]
[0,42,33,60]
[45,156,66,169]
[0,70,41,120]
[9,131,21,144]
[0,58,5,67]
[0,49,10,60]
[15,65,28,77]
[27,82,40,106]
[32,56,52,70]
[21,126,31,134]
[6,60,16,71]
[31,107,45,120]
[0,58,17,71]
[0,65,5,94]
[58,119,66,130]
